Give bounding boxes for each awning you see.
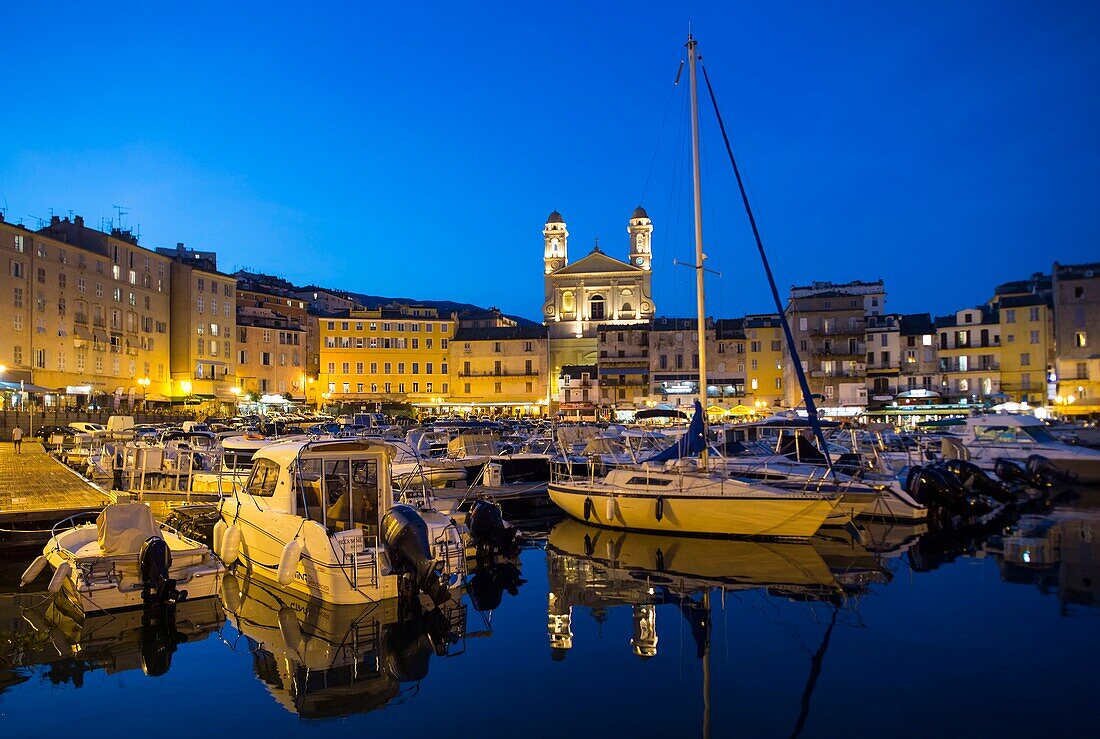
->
[598,366,648,375]
[726,404,756,416]
[92,330,108,342]
[73,326,92,341]
[0,380,55,393]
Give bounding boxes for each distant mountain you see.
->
[343,291,539,327]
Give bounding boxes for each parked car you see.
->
[68,422,107,436]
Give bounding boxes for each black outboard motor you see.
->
[381,504,450,606]
[467,499,522,555]
[467,561,524,612]
[906,466,969,518]
[942,459,1013,503]
[139,536,181,605]
[994,457,1028,485]
[1026,454,1074,486]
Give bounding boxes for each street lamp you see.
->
[137,377,150,412]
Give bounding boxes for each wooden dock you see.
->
[0,441,110,546]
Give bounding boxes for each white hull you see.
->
[548,476,837,538]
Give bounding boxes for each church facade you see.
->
[541,208,657,404]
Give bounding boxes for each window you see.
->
[1029,330,1039,344]
[1029,307,1040,321]
[1020,352,1030,366]
[1005,309,1016,324]
[1076,331,1087,347]
[1076,362,1088,379]
[13,287,22,308]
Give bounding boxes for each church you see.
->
[541,208,657,401]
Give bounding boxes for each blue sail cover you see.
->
[645,400,706,463]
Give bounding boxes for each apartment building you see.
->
[597,321,651,409]
[897,313,938,395]
[649,317,704,408]
[319,304,454,408]
[743,314,785,409]
[164,247,238,405]
[1,214,174,407]
[558,365,599,420]
[235,274,318,403]
[785,280,884,410]
[1052,261,1100,415]
[450,325,549,416]
[934,306,1002,403]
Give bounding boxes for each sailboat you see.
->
[547,34,839,539]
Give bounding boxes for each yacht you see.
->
[215,437,469,605]
[945,414,1100,483]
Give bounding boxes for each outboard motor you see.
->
[906,466,968,517]
[382,504,450,606]
[1026,454,1074,487]
[994,458,1028,485]
[467,499,522,555]
[942,459,1013,503]
[139,536,182,605]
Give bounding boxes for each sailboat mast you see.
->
[687,34,709,470]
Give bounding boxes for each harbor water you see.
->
[2,493,1098,737]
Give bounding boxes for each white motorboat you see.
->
[20,503,225,613]
[215,438,474,605]
[944,414,1100,483]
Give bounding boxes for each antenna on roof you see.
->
[112,204,129,229]
[26,214,46,229]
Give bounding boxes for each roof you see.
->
[1053,261,1100,280]
[652,317,701,331]
[899,313,935,335]
[453,325,548,342]
[934,305,998,329]
[547,210,565,224]
[560,364,597,379]
[596,320,652,332]
[551,249,639,276]
[631,206,649,219]
[997,294,1052,309]
[714,318,745,339]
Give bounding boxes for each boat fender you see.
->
[655,496,665,522]
[21,554,49,587]
[213,519,226,555]
[655,547,665,572]
[219,524,242,565]
[220,573,242,614]
[47,562,72,593]
[278,540,302,586]
[583,497,594,522]
[278,606,306,660]
[606,496,616,522]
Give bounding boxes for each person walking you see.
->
[12,425,24,453]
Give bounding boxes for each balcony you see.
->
[457,369,541,377]
[74,313,88,325]
[93,317,106,328]
[812,342,866,358]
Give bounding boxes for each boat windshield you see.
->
[1020,425,1056,444]
[295,456,381,537]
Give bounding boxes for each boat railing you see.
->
[48,510,102,549]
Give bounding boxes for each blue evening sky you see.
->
[2,2,1097,322]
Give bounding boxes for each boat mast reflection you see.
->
[546,518,889,737]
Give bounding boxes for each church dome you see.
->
[631,206,649,219]
[547,210,565,224]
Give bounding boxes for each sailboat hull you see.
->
[548,481,836,538]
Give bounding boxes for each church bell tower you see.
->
[544,211,568,274]
[627,206,652,271]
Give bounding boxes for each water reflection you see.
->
[220,570,504,719]
[986,510,1100,614]
[0,592,223,691]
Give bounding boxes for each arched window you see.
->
[620,302,634,317]
[561,291,575,315]
[589,294,605,321]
